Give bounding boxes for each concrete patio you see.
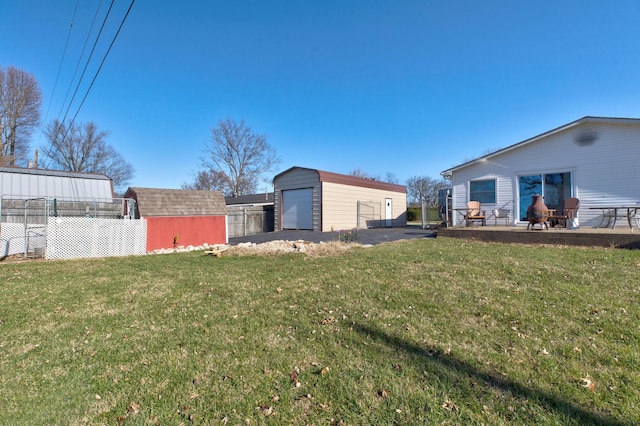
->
[438,224,640,249]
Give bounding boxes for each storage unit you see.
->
[273,166,407,232]
[0,166,114,200]
[124,187,227,251]
[440,116,640,227]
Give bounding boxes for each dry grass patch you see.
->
[226,239,362,257]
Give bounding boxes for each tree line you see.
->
[3,64,448,204]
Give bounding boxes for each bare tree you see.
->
[181,169,227,191]
[201,118,279,196]
[350,167,370,179]
[384,172,398,184]
[406,175,450,207]
[0,66,42,166]
[43,119,135,194]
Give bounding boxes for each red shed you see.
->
[124,187,228,252]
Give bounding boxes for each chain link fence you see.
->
[227,206,274,237]
[357,201,382,228]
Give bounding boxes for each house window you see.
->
[518,172,572,220]
[469,179,496,204]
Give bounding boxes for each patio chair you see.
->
[629,206,640,231]
[492,208,510,225]
[464,201,486,226]
[548,197,580,228]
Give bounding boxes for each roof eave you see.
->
[440,116,640,176]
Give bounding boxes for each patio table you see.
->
[589,206,639,229]
[451,208,485,227]
[451,208,470,226]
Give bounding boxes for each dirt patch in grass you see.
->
[226,240,363,257]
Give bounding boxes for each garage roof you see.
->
[124,187,227,217]
[274,166,406,193]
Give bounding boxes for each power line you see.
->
[42,0,115,169]
[57,0,116,128]
[44,0,136,169]
[37,0,79,143]
[67,0,136,128]
[43,0,79,123]
[57,0,105,123]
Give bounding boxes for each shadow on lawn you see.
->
[353,323,630,426]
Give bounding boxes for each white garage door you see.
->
[282,188,313,230]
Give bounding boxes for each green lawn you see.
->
[1,238,639,425]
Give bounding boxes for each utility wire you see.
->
[37,0,79,144]
[44,0,136,169]
[57,0,104,123]
[57,0,116,128]
[43,0,79,123]
[42,0,115,169]
[66,0,136,129]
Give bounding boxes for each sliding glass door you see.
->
[518,172,572,220]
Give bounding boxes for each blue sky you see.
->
[2,1,640,191]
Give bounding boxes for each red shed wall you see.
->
[145,216,227,251]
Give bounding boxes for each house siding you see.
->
[448,119,640,227]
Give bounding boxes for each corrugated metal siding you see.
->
[273,168,321,231]
[321,182,407,231]
[1,169,113,200]
[450,122,640,226]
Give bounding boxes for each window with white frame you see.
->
[469,179,496,204]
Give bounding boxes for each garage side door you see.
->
[282,188,313,230]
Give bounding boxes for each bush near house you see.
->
[407,206,439,222]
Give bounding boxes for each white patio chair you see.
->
[492,209,510,225]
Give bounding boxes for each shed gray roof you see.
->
[125,187,227,217]
[1,166,114,200]
[0,166,111,180]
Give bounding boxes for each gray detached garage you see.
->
[273,166,407,232]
